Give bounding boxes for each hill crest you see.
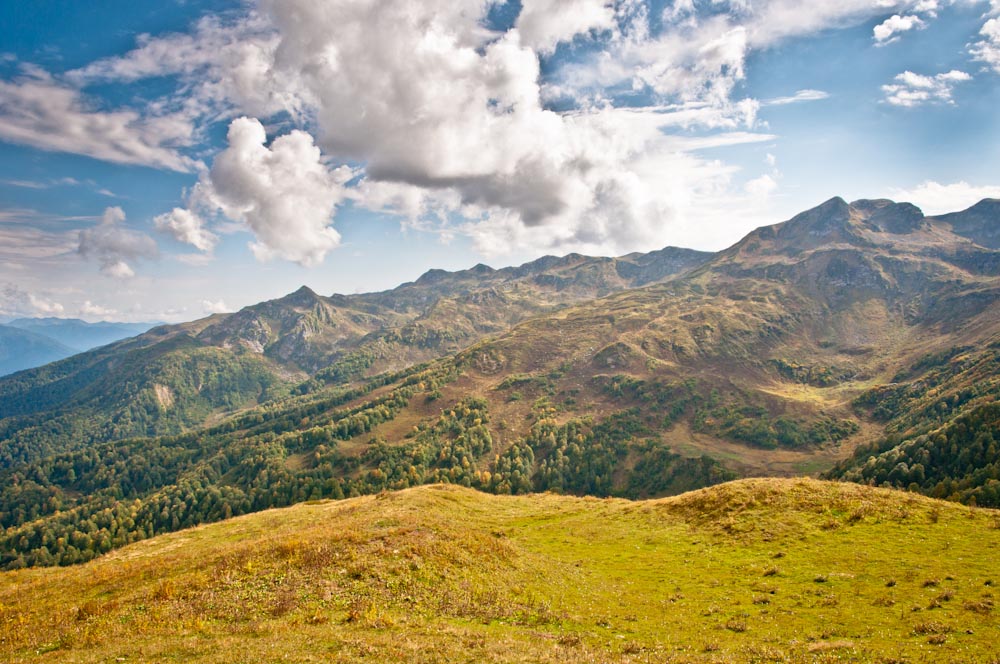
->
[3,478,999,663]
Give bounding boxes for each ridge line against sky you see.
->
[0,0,998,323]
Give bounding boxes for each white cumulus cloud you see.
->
[154,208,218,252]
[881,69,971,106]
[77,0,991,259]
[970,17,1000,73]
[201,299,231,314]
[516,0,616,53]
[873,14,925,45]
[180,117,347,266]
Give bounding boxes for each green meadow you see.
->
[2,478,998,663]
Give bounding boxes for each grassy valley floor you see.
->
[1,479,999,663]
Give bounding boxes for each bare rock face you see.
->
[219,316,272,354]
[852,199,927,234]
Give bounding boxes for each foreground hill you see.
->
[0,325,75,377]
[1,480,998,663]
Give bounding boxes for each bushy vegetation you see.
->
[600,374,858,449]
[0,361,458,569]
[770,357,854,386]
[830,403,1000,506]
[828,345,1000,506]
[0,342,286,469]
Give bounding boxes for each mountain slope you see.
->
[2,481,998,663]
[0,325,75,377]
[1,197,999,570]
[6,318,160,352]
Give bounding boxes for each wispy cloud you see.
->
[763,89,830,106]
[79,300,117,318]
[77,207,159,278]
[0,224,78,261]
[0,71,200,172]
[0,178,48,189]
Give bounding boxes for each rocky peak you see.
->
[850,199,926,234]
[414,268,450,285]
[279,285,322,309]
[783,196,852,237]
[728,197,856,258]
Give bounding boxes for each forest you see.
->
[0,359,740,569]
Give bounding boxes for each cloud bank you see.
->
[6,0,1000,264]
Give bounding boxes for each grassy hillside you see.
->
[1,480,998,663]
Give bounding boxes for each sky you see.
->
[1,0,999,323]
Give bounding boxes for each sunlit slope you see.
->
[2,479,998,663]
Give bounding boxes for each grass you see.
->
[2,478,999,662]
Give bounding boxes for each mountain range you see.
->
[5,318,160,353]
[0,324,76,377]
[0,196,998,569]
[0,318,160,377]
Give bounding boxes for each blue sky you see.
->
[1,0,998,322]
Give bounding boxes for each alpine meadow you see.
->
[2,1,1000,662]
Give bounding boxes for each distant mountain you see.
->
[0,325,76,377]
[6,317,160,352]
[2,196,1000,570]
[0,246,711,465]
